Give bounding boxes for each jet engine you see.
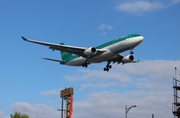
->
[121,55,134,63]
[84,47,97,56]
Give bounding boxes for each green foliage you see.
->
[10,112,29,118]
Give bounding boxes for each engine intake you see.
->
[84,47,97,56]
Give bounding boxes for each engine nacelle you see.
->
[84,47,97,56]
[121,55,134,63]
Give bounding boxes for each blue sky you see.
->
[0,0,180,118]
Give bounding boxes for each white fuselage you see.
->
[65,36,144,66]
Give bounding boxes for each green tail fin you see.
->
[60,43,77,62]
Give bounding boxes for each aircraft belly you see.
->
[89,51,115,63]
[65,57,86,66]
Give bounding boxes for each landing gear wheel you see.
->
[104,65,111,71]
[83,58,90,68]
[104,61,112,72]
[103,67,109,72]
[82,61,90,68]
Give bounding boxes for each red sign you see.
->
[66,95,73,118]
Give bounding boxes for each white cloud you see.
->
[11,102,59,118]
[73,90,172,118]
[0,110,4,118]
[63,60,180,118]
[0,110,8,118]
[115,0,180,15]
[97,24,113,36]
[40,88,61,96]
[115,0,163,15]
[65,60,180,90]
[171,0,180,4]
[81,81,120,89]
[102,32,107,36]
[98,24,113,30]
[10,60,180,118]
[65,69,132,84]
[0,110,4,115]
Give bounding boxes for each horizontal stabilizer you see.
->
[132,59,140,63]
[43,58,66,64]
[122,59,140,65]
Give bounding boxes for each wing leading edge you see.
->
[21,36,105,58]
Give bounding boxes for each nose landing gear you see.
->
[130,48,134,55]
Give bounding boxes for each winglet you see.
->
[21,36,28,41]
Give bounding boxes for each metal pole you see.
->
[125,105,127,118]
[125,105,137,118]
[152,114,154,118]
[61,98,64,118]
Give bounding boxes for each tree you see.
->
[10,112,29,118]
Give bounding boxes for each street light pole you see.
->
[125,105,137,118]
[57,109,66,118]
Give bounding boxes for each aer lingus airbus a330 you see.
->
[22,34,143,71]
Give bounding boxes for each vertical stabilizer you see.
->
[60,43,77,62]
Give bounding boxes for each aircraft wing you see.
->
[109,54,140,64]
[22,36,105,57]
[109,54,123,63]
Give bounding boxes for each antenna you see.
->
[175,67,177,79]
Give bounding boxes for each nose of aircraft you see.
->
[134,35,144,45]
[135,36,144,44]
[139,36,144,42]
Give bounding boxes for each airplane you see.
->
[22,34,143,72]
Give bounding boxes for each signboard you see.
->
[60,88,74,98]
[66,95,73,118]
[60,87,73,118]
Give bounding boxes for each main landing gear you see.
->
[104,61,112,72]
[82,58,90,68]
[130,48,134,55]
